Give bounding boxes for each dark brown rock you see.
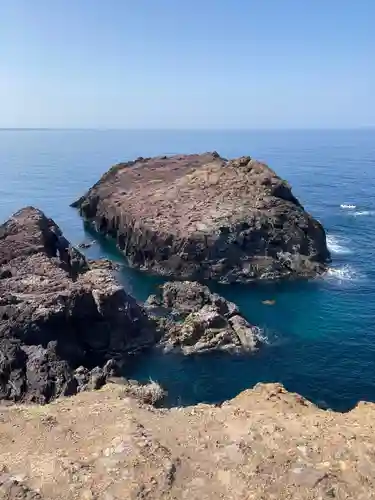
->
[145,281,262,354]
[145,280,239,319]
[0,207,159,404]
[72,153,330,283]
[87,258,121,271]
[78,240,95,249]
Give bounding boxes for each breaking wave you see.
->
[326,234,352,255]
[325,265,363,283]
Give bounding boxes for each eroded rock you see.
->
[0,382,374,499]
[145,281,262,354]
[0,207,159,404]
[72,153,330,283]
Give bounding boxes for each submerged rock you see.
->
[145,281,262,354]
[72,153,330,283]
[77,240,95,249]
[262,299,276,305]
[0,207,159,404]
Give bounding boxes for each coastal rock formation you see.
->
[0,207,158,403]
[146,281,262,354]
[72,153,330,283]
[1,382,375,499]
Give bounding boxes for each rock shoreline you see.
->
[0,207,263,405]
[0,196,372,498]
[72,152,330,283]
[0,207,158,403]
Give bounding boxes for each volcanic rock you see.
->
[72,153,330,283]
[145,281,262,354]
[0,207,158,403]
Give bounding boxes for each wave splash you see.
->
[326,234,352,255]
[325,265,363,282]
[255,326,270,345]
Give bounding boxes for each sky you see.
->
[0,1,374,129]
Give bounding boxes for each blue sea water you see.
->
[1,129,374,411]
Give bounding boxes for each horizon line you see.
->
[0,126,374,132]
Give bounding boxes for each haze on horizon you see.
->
[1,1,374,130]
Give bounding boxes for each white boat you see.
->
[340,204,356,209]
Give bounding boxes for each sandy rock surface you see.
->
[0,382,374,499]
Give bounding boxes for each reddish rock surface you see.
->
[72,153,330,283]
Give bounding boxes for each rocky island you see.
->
[145,281,262,354]
[72,153,330,283]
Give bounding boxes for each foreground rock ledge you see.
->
[72,153,330,283]
[0,207,158,403]
[0,383,374,499]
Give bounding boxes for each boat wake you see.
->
[340,204,374,217]
[351,210,374,217]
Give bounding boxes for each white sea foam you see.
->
[255,326,270,345]
[340,204,356,209]
[326,234,352,255]
[325,265,362,282]
[351,210,374,217]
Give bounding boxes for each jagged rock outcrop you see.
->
[72,153,330,283]
[145,281,262,354]
[0,207,158,403]
[1,382,374,499]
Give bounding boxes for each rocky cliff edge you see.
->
[1,382,374,499]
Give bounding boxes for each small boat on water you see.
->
[340,204,356,209]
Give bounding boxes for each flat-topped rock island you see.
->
[72,153,330,283]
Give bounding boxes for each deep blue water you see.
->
[1,129,374,411]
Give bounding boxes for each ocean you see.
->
[1,129,374,411]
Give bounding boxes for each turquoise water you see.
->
[1,129,374,411]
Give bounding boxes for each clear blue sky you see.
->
[1,1,374,129]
